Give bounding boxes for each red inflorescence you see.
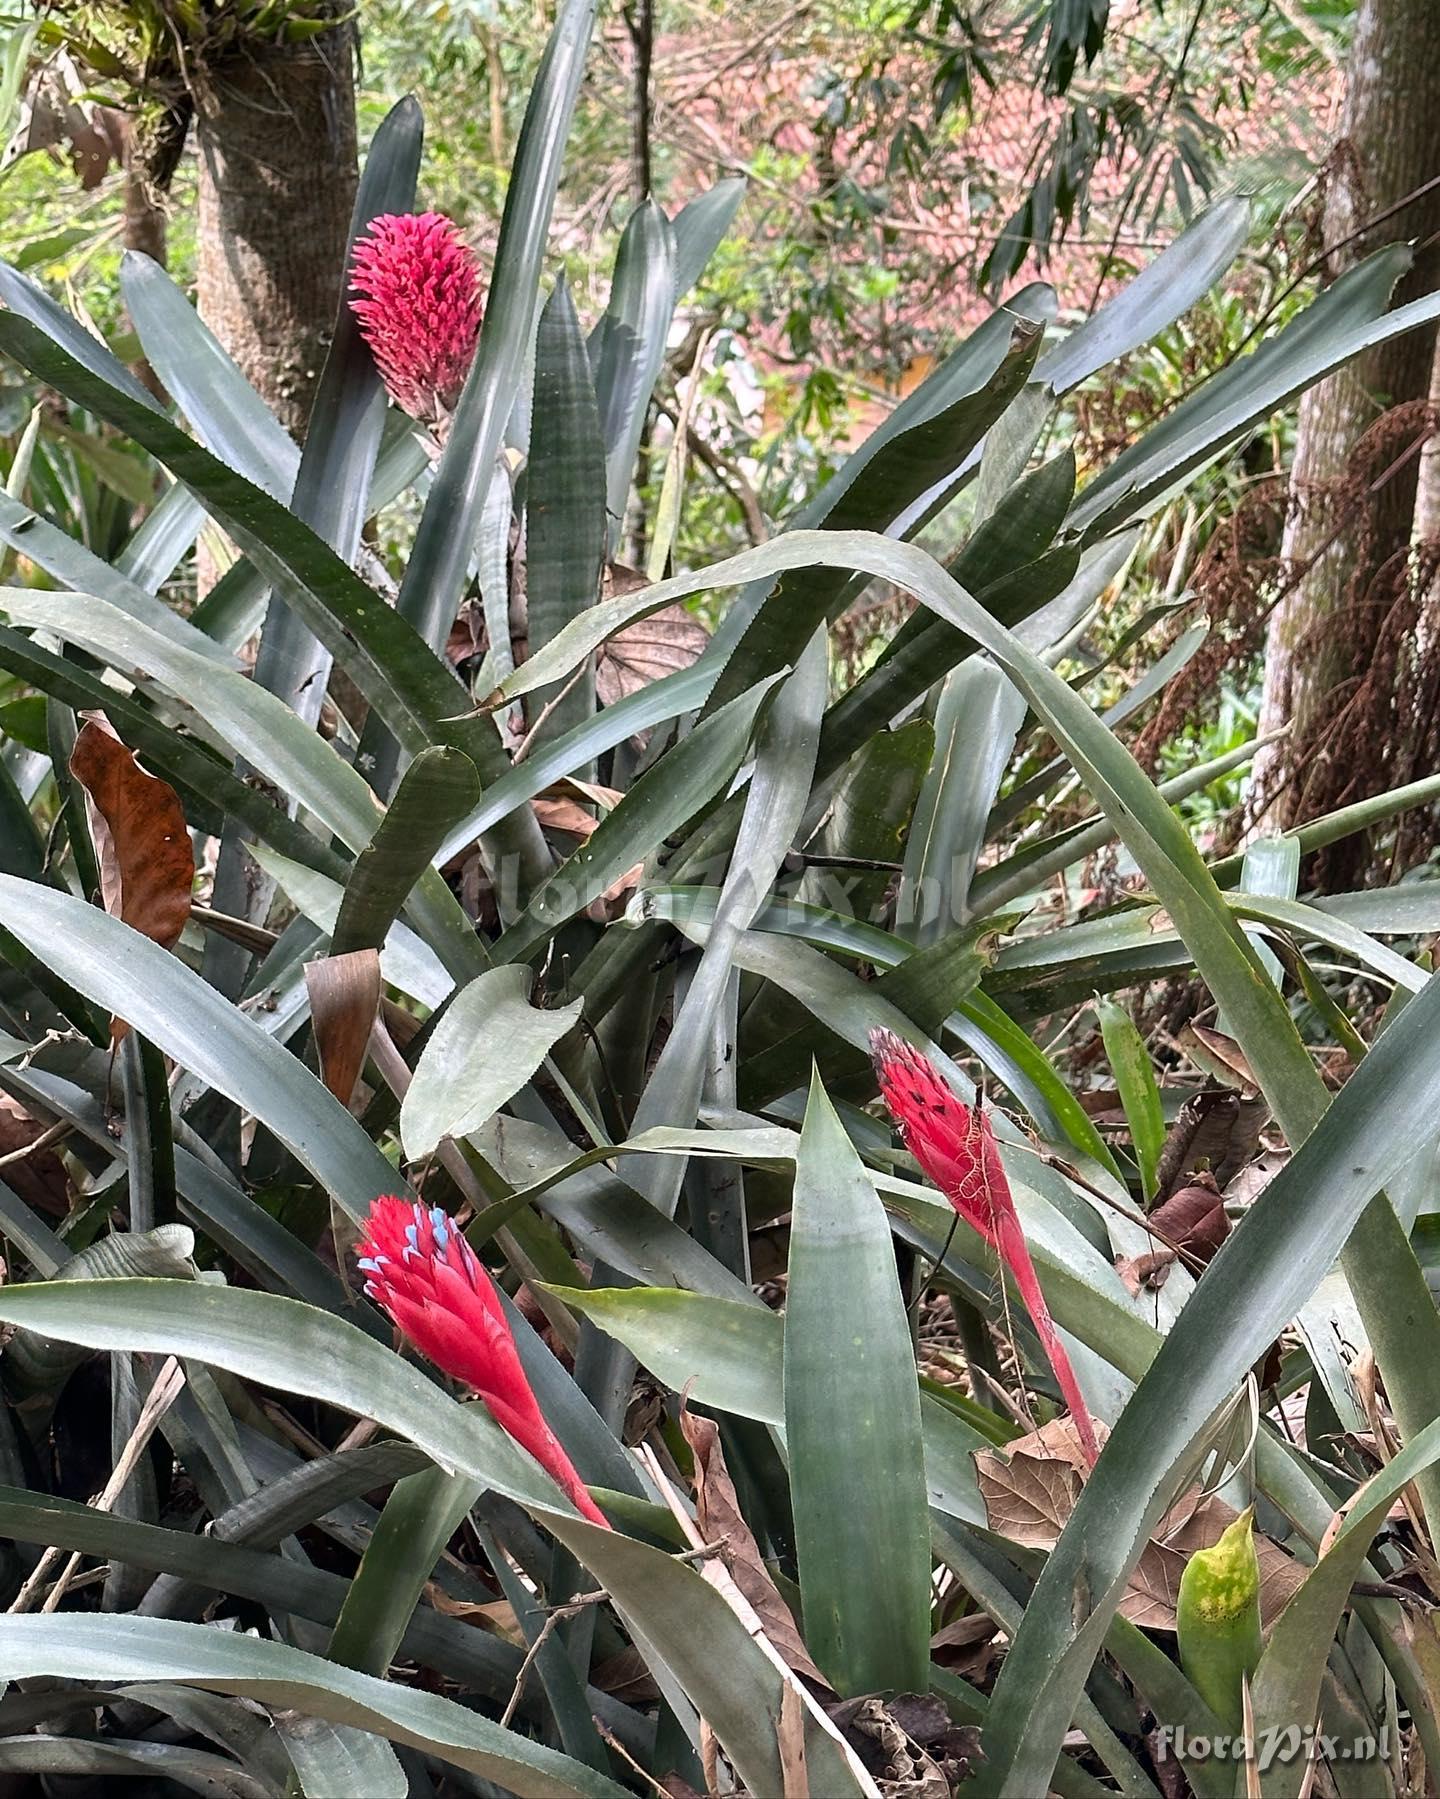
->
[358,1197,609,1525]
[348,212,483,424]
[870,1029,1101,1465]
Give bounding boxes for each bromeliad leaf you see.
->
[400,965,582,1160]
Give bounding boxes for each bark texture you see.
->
[192,13,358,440]
[118,115,168,398]
[1251,0,1440,852]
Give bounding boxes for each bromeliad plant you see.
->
[358,1195,610,1526]
[0,1,1439,1793]
[871,1028,1101,1466]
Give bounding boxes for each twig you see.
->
[0,1119,69,1169]
[621,0,654,199]
[653,397,769,545]
[596,1721,681,1799]
[973,1365,1037,1430]
[10,1356,184,1616]
[791,851,902,873]
[1234,171,1440,361]
[500,1587,610,1729]
[512,663,592,764]
[498,1528,733,1728]
[635,1443,883,1799]
[649,326,715,580]
[332,1416,381,1455]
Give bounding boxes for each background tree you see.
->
[1248,0,1440,871]
[191,3,357,436]
[30,1,357,436]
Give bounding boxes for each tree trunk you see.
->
[1250,0,1440,871]
[192,13,358,441]
[189,13,357,1005]
[118,114,168,399]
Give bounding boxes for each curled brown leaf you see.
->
[1150,1171,1230,1266]
[678,1403,830,1689]
[304,950,382,1113]
[69,714,194,1042]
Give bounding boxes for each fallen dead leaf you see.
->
[585,860,645,922]
[533,779,623,843]
[596,601,710,707]
[929,1610,1000,1682]
[1224,1148,1290,1208]
[425,1587,525,1645]
[1116,1246,1177,1297]
[1128,1500,1304,1630]
[888,1694,983,1787]
[1150,1171,1230,1266]
[0,1093,70,1216]
[974,1419,1088,1546]
[70,714,194,1042]
[827,1696,957,1799]
[679,1405,830,1688]
[1154,1087,1269,1198]
[534,796,602,837]
[1152,1172,1231,1259]
[929,1613,999,1654]
[589,1647,661,1703]
[381,998,425,1053]
[1075,1086,1128,1123]
[975,1418,1301,1628]
[1179,1024,1262,1099]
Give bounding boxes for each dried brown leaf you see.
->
[1116,1247,1177,1297]
[1127,1496,1303,1630]
[1154,1088,1269,1198]
[532,781,623,840]
[828,1696,952,1799]
[600,560,650,602]
[1224,1149,1289,1207]
[425,1587,525,1644]
[1150,1172,1230,1265]
[928,1613,998,1654]
[1179,1024,1262,1098]
[304,950,382,1112]
[596,600,709,706]
[679,1406,830,1689]
[973,1416,1096,1546]
[70,714,194,1042]
[585,860,645,921]
[542,777,623,809]
[1075,1087,1128,1123]
[533,796,602,837]
[589,1647,662,1703]
[0,1094,70,1216]
[976,1421,1301,1628]
[929,1611,999,1681]
[71,715,194,947]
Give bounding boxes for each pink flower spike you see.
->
[869,1030,1101,1466]
[358,1197,609,1525]
[348,212,483,424]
